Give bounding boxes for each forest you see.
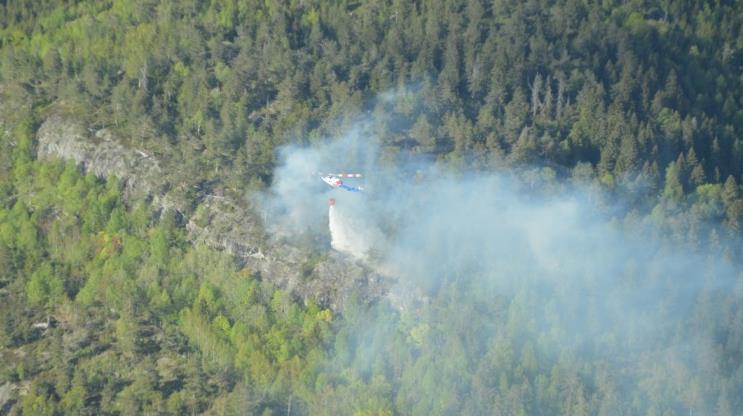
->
[0,0,742,414]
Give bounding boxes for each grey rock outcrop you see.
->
[34,115,390,311]
[186,195,265,259]
[37,116,162,200]
[0,382,17,414]
[186,194,389,311]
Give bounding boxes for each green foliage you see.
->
[26,263,64,305]
[0,154,341,414]
[0,147,739,414]
[1,0,740,193]
[0,0,742,414]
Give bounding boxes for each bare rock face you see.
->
[34,114,391,311]
[0,382,17,414]
[187,195,390,312]
[186,195,266,259]
[309,252,390,311]
[184,195,392,311]
[36,116,162,200]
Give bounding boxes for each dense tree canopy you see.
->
[1,0,741,188]
[0,0,742,414]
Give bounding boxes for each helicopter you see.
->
[319,172,364,192]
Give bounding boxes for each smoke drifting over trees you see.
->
[263,105,742,414]
[2,0,742,413]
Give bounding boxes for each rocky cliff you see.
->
[37,115,163,199]
[34,114,390,311]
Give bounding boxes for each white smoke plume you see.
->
[328,198,385,261]
[258,98,742,413]
[258,124,381,244]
